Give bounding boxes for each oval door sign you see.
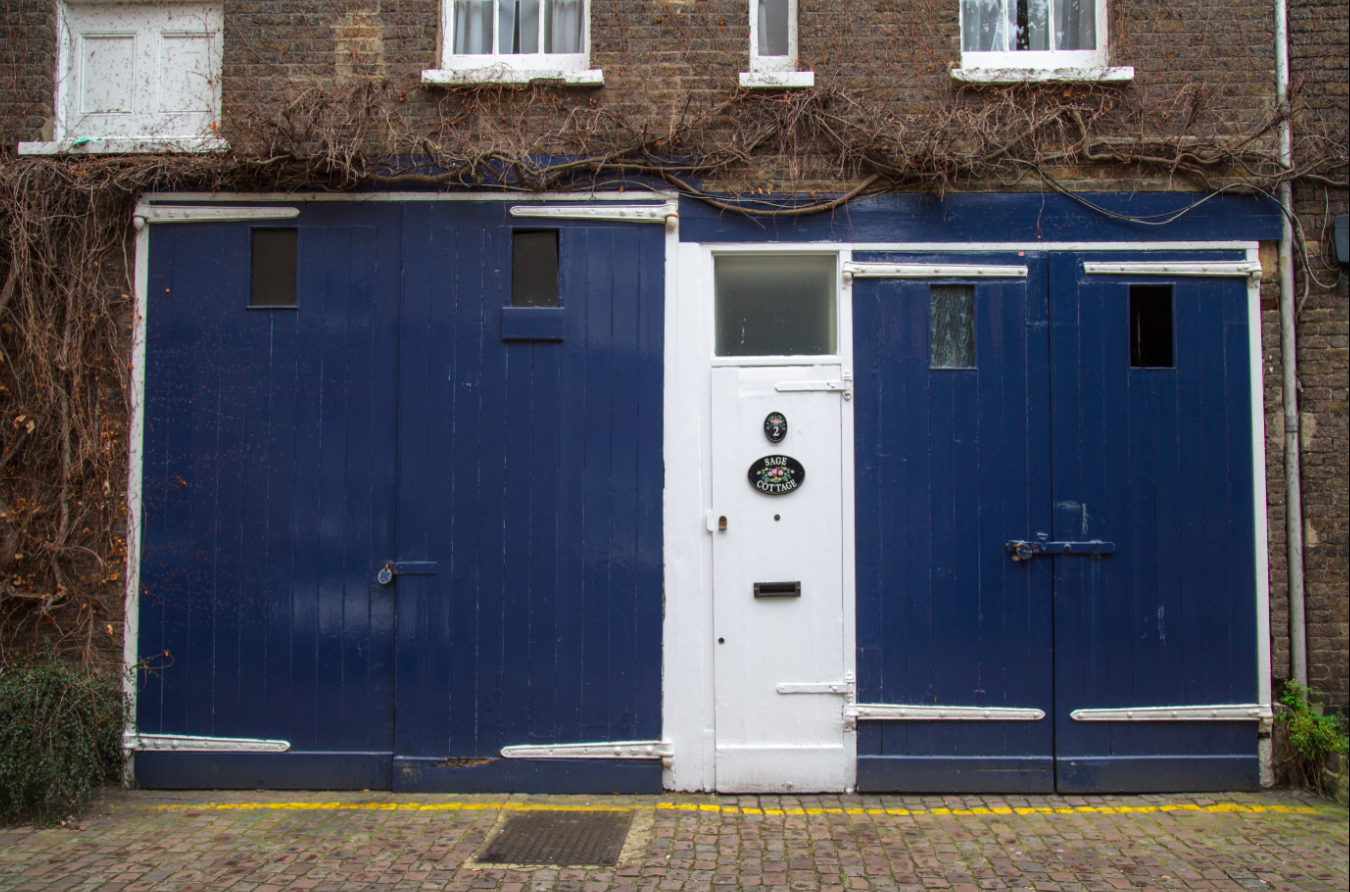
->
[749,455,806,495]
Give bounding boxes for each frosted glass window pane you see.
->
[1055,0,1096,49]
[453,1,494,53]
[545,0,583,53]
[930,285,975,369]
[758,0,789,56]
[715,255,836,357]
[158,34,214,113]
[81,34,136,114]
[498,1,540,53]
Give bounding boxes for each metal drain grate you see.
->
[479,810,634,865]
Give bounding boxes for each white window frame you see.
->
[422,0,603,86]
[952,0,1134,84]
[18,0,225,155]
[740,0,813,89]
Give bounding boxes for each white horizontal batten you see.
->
[842,263,1028,279]
[133,205,300,228]
[510,202,678,226]
[845,704,1045,721]
[1070,704,1272,722]
[500,740,674,764]
[124,733,291,753]
[1082,260,1263,278]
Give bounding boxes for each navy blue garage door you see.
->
[135,201,664,791]
[853,251,1259,793]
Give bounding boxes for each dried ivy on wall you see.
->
[0,72,1345,664]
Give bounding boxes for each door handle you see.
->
[1005,532,1114,561]
[375,561,440,584]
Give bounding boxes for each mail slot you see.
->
[754,581,801,598]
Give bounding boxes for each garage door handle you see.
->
[1006,533,1114,561]
[376,561,440,584]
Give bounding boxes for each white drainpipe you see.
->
[1274,0,1307,689]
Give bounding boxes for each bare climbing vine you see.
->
[0,72,1345,664]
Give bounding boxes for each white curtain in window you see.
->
[497,0,540,53]
[1024,0,1049,50]
[453,0,493,54]
[757,0,789,56]
[962,0,1006,51]
[546,0,582,53]
[1055,0,1095,50]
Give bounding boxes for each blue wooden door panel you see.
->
[1050,252,1259,792]
[393,207,664,790]
[853,253,1055,792]
[138,205,401,788]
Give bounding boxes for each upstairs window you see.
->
[18,0,224,154]
[954,0,1133,83]
[740,0,814,89]
[423,0,602,85]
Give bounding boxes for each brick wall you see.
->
[2,0,1346,709]
[0,0,54,145]
[1284,0,1349,712]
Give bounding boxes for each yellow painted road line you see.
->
[146,801,1322,816]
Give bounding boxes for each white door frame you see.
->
[662,243,858,792]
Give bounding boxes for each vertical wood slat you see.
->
[139,208,398,754]
[393,213,664,758]
[852,254,1053,769]
[1052,253,1259,787]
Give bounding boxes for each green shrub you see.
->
[0,656,123,825]
[1276,680,1349,796]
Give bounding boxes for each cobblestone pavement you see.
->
[1,789,1345,892]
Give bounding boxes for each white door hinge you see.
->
[776,371,853,400]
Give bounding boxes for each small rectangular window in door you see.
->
[714,254,837,357]
[1130,285,1174,368]
[512,230,559,307]
[250,229,297,308]
[930,285,975,369]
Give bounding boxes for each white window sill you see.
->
[17,136,228,155]
[739,70,815,90]
[951,66,1134,85]
[421,67,604,86]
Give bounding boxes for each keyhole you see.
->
[718,516,727,531]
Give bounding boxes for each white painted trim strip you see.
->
[777,682,854,694]
[133,205,300,227]
[500,740,674,761]
[143,190,677,203]
[18,137,229,156]
[1082,261,1263,278]
[510,202,678,225]
[842,262,1028,279]
[845,704,1046,721]
[422,68,604,86]
[739,71,815,89]
[124,733,291,753]
[1071,704,1272,722]
[950,66,1134,85]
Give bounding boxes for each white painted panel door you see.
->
[712,365,847,792]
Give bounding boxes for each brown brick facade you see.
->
[2,0,1346,710]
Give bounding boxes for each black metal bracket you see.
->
[1005,532,1115,561]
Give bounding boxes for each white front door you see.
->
[711,365,850,792]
